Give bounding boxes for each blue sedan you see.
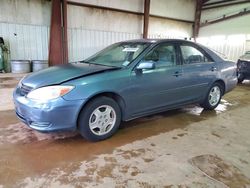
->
[13,39,237,141]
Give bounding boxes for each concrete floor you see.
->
[0,74,250,188]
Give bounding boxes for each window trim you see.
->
[178,42,213,65]
[138,42,181,69]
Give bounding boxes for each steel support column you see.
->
[48,0,68,66]
[62,0,68,64]
[193,0,203,40]
[143,0,150,39]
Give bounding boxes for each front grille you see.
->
[20,84,33,96]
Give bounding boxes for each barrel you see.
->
[11,60,31,73]
[32,60,48,72]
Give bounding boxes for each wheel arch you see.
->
[214,79,226,95]
[76,91,126,128]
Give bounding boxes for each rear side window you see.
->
[180,45,210,64]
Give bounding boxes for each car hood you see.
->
[22,63,119,88]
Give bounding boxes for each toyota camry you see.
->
[13,39,237,141]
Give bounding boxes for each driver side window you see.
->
[143,44,177,68]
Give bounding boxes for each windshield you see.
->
[84,42,150,67]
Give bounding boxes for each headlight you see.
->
[27,85,74,101]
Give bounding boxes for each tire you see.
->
[200,82,223,110]
[237,73,244,84]
[78,96,121,142]
[238,78,244,84]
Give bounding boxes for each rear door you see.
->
[179,43,218,101]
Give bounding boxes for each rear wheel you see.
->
[78,97,121,142]
[201,83,223,110]
[237,73,244,83]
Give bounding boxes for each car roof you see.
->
[120,38,225,62]
[120,38,194,44]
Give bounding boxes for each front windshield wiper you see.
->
[80,60,121,68]
[80,60,92,64]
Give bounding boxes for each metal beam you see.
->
[150,14,194,24]
[200,9,250,27]
[49,0,64,66]
[143,0,150,39]
[193,0,203,39]
[62,0,68,64]
[67,1,194,24]
[203,0,237,6]
[48,0,68,66]
[67,1,143,15]
[202,0,250,10]
[202,0,211,4]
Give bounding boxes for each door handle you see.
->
[210,67,217,71]
[173,71,182,77]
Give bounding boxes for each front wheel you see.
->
[78,97,121,142]
[200,83,223,110]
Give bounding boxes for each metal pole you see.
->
[143,0,150,39]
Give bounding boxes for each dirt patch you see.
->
[0,77,20,88]
[190,154,250,188]
[211,132,221,138]
[117,148,146,159]
[177,133,188,137]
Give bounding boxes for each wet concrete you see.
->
[0,76,250,187]
[190,154,250,187]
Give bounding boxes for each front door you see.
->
[127,43,186,116]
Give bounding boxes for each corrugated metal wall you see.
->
[1,22,246,63]
[0,22,49,60]
[197,35,247,62]
[0,22,142,62]
[68,28,142,62]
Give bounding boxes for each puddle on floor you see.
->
[182,99,235,117]
[190,154,250,188]
[0,123,78,145]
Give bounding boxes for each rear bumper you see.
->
[239,72,250,79]
[237,60,250,78]
[13,87,85,132]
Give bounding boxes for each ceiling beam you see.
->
[200,8,250,27]
[202,0,250,10]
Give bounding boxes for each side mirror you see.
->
[136,61,155,70]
